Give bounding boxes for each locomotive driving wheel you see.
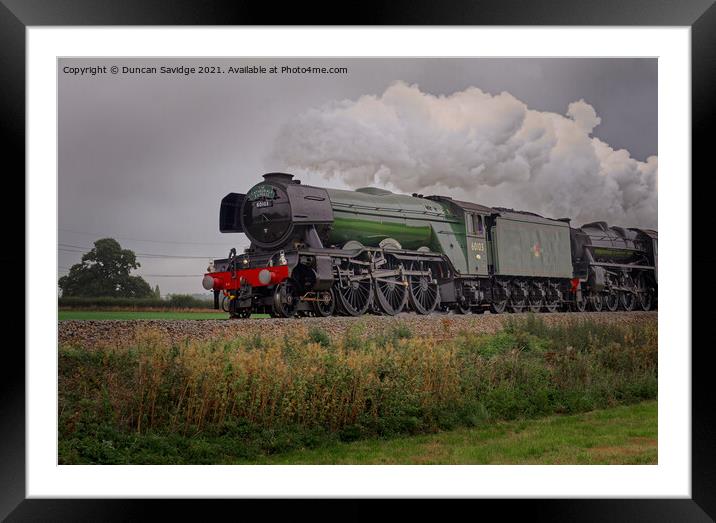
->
[407,260,440,315]
[636,273,653,311]
[336,263,373,317]
[620,291,636,311]
[619,274,636,311]
[604,291,619,312]
[312,289,336,317]
[572,292,587,312]
[373,256,409,316]
[589,293,604,312]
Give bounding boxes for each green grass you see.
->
[59,401,656,465]
[248,401,657,464]
[59,310,269,320]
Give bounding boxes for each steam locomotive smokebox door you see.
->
[219,193,246,233]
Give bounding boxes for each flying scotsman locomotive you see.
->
[202,172,657,318]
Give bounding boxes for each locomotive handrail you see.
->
[333,207,460,223]
[584,244,646,252]
[331,201,451,218]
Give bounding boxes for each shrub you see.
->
[307,328,331,347]
[59,295,214,310]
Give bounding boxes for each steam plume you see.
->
[270,82,657,228]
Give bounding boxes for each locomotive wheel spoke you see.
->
[272,280,298,318]
[636,274,653,311]
[374,257,408,316]
[508,282,526,313]
[509,302,526,313]
[543,284,560,313]
[544,301,559,313]
[527,283,543,313]
[604,291,619,312]
[620,291,636,312]
[312,289,336,317]
[221,295,231,313]
[336,266,372,317]
[640,292,653,311]
[490,282,508,314]
[573,294,587,312]
[407,262,439,315]
[589,294,603,312]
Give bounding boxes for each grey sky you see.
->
[58,57,657,295]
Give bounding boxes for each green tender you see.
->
[492,211,573,278]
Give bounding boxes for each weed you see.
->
[59,317,658,463]
[307,328,331,348]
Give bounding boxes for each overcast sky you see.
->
[58,57,657,295]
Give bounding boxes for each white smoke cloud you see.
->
[270,82,657,228]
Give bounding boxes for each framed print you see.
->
[2,0,713,519]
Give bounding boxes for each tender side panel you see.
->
[493,215,573,278]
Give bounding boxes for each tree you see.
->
[58,238,154,298]
[153,284,161,299]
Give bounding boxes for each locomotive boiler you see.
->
[203,172,657,318]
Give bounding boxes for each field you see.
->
[59,310,272,320]
[58,312,657,465]
[60,310,229,320]
[229,401,657,465]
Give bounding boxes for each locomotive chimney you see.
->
[262,172,295,184]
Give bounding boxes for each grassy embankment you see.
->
[59,310,224,320]
[59,295,214,309]
[58,295,269,319]
[233,401,657,464]
[59,315,657,464]
[58,310,269,320]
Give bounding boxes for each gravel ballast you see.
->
[59,311,658,348]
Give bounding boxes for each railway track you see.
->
[59,311,657,349]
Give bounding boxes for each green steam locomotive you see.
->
[202,172,657,317]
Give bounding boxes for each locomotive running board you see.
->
[589,262,655,270]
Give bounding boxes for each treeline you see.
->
[59,294,214,310]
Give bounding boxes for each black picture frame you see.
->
[2,1,712,520]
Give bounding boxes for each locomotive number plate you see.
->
[254,200,273,208]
